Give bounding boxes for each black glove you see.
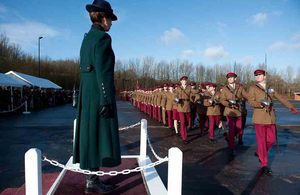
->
[99,105,113,118]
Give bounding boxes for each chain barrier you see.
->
[42,121,169,176]
[0,102,25,114]
[118,122,141,131]
[146,130,166,161]
[42,156,167,176]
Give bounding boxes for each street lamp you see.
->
[38,36,43,77]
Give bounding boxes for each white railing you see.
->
[24,119,183,195]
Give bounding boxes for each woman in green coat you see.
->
[73,0,120,193]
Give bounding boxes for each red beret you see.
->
[163,83,169,87]
[169,83,174,88]
[207,82,217,88]
[226,72,237,78]
[200,82,208,88]
[190,81,196,86]
[179,76,188,81]
[254,69,266,76]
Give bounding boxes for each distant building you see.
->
[294,92,300,101]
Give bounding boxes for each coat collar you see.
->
[91,23,105,31]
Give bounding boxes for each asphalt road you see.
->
[0,100,300,194]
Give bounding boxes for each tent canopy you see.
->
[5,71,62,89]
[0,73,30,88]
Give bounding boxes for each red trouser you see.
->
[208,115,220,140]
[153,106,157,120]
[172,109,179,120]
[178,112,191,141]
[148,105,152,118]
[167,110,173,129]
[157,106,161,122]
[226,116,242,149]
[254,124,276,167]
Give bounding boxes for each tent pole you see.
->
[10,86,13,111]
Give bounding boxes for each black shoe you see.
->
[85,176,116,194]
[261,166,272,176]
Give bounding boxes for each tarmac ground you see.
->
[0,100,300,194]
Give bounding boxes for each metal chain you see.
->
[42,156,168,176]
[42,121,169,176]
[118,122,141,131]
[0,102,26,114]
[146,131,166,161]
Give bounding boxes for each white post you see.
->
[139,119,147,159]
[25,148,42,195]
[167,147,183,195]
[73,119,77,150]
[23,100,31,114]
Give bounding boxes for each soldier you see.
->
[175,76,192,144]
[152,88,158,121]
[196,83,207,135]
[189,81,199,130]
[165,84,175,130]
[172,83,180,135]
[248,69,298,175]
[161,83,169,126]
[203,82,221,143]
[220,72,248,155]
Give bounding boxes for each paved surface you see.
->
[0,101,300,194]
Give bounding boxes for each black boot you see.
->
[85,175,116,194]
[261,166,272,176]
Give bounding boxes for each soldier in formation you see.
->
[127,70,298,175]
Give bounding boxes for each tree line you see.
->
[0,33,299,97]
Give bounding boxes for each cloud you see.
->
[268,41,300,51]
[237,55,255,65]
[160,27,186,45]
[203,46,229,60]
[181,49,201,58]
[251,12,268,26]
[0,21,60,50]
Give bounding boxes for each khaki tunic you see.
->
[248,83,294,124]
[165,91,175,111]
[174,86,192,112]
[156,91,163,106]
[220,84,248,117]
[161,90,168,108]
[203,91,221,115]
[153,91,158,106]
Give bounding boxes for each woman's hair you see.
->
[89,12,108,23]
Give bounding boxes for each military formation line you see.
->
[120,69,299,176]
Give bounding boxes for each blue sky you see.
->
[0,0,299,71]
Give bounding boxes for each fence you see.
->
[24,119,183,195]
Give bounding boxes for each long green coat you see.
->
[73,24,121,169]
